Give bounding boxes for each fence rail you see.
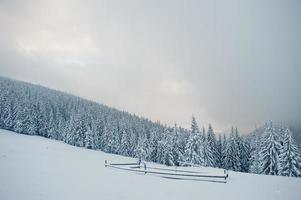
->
[105,160,229,183]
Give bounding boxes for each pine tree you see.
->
[221,134,227,169]
[182,118,204,166]
[202,135,215,167]
[183,132,204,166]
[259,122,281,175]
[206,124,218,167]
[279,128,301,177]
[13,102,28,133]
[148,127,161,162]
[69,113,86,147]
[224,127,241,171]
[250,133,261,174]
[105,122,119,154]
[119,129,131,156]
[135,137,148,161]
[216,134,223,168]
[156,140,166,164]
[237,132,251,172]
[171,125,183,166]
[155,128,175,166]
[191,116,200,134]
[85,126,94,149]
[163,140,175,166]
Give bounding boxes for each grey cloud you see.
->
[0,0,300,133]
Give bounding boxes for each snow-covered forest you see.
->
[0,77,300,177]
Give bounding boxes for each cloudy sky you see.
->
[0,0,300,133]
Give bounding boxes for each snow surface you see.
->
[0,129,300,200]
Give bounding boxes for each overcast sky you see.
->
[0,0,300,133]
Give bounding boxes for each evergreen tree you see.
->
[206,124,218,167]
[183,132,204,166]
[70,113,86,147]
[155,128,175,166]
[224,127,241,171]
[250,133,261,174]
[171,124,183,166]
[279,128,301,177]
[259,122,281,175]
[182,118,203,166]
[216,134,223,168]
[148,127,162,162]
[221,134,227,169]
[13,102,28,134]
[237,130,251,172]
[202,135,215,167]
[135,137,148,161]
[191,116,200,134]
[85,126,94,149]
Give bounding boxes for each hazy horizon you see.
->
[1,0,301,133]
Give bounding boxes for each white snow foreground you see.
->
[0,129,300,200]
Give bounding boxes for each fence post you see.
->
[105,160,107,167]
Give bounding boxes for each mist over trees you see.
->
[0,77,300,177]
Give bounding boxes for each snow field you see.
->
[1,129,301,200]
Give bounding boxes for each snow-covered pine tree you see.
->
[279,128,301,177]
[182,133,203,166]
[237,129,251,172]
[119,129,130,156]
[85,126,94,149]
[202,136,215,167]
[26,102,38,135]
[259,122,281,175]
[0,87,7,129]
[163,140,175,166]
[221,134,227,169]
[104,121,119,154]
[69,113,86,147]
[182,118,203,166]
[46,107,56,139]
[0,89,16,130]
[92,117,104,150]
[191,116,200,134]
[224,127,241,171]
[156,139,166,165]
[135,137,148,161]
[154,128,175,166]
[277,124,286,147]
[206,124,218,167]
[13,101,28,134]
[250,132,261,174]
[3,100,16,130]
[148,127,162,162]
[171,124,183,166]
[216,134,223,168]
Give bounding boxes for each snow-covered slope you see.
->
[0,129,300,200]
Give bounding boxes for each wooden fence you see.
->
[104,160,229,183]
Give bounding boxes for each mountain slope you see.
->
[0,76,189,165]
[1,129,300,200]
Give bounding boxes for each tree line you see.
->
[0,77,300,177]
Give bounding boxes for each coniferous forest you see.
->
[1,77,300,177]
